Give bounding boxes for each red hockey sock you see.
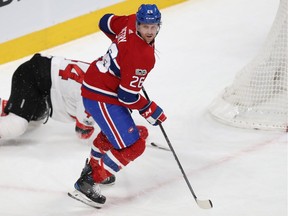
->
[90,157,113,183]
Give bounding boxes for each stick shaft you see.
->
[141,87,213,209]
[141,87,198,200]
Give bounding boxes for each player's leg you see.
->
[70,99,146,206]
[0,113,28,138]
[0,98,28,138]
[84,100,145,180]
[90,131,115,185]
[89,125,147,185]
[90,132,145,183]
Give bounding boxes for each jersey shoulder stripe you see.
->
[99,14,115,35]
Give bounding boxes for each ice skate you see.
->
[68,159,106,208]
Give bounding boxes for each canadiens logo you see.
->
[128,127,134,133]
[135,69,147,76]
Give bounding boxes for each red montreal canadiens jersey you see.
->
[81,14,156,110]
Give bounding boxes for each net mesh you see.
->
[209,0,288,131]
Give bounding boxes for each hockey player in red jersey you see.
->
[68,4,167,208]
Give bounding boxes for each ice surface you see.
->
[0,0,286,215]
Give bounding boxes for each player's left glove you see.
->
[139,101,167,126]
[75,119,95,139]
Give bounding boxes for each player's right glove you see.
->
[139,101,167,126]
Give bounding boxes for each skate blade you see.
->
[68,190,103,209]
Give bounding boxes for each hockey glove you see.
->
[75,119,95,139]
[139,101,167,126]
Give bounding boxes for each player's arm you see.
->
[117,75,166,126]
[118,84,148,110]
[71,103,95,139]
[99,14,116,41]
[99,14,129,41]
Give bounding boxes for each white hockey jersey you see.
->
[50,56,94,128]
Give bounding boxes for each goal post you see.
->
[208,0,287,131]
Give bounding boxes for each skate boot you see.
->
[82,159,116,185]
[68,159,106,208]
[0,98,8,117]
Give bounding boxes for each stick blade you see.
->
[196,199,213,209]
[150,142,170,151]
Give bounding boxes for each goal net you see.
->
[208,0,287,131]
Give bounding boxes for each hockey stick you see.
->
[142,87,213,209]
